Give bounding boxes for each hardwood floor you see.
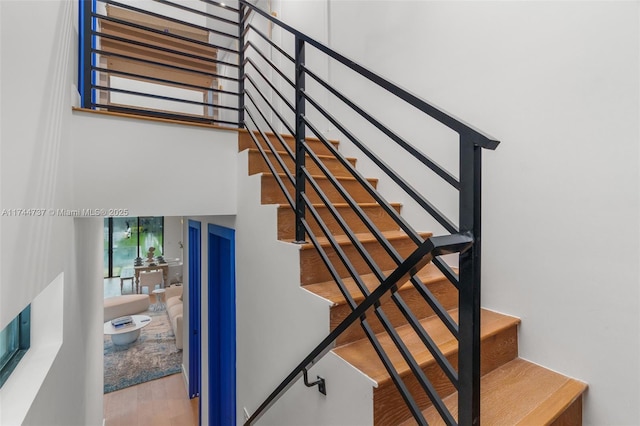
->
[104,373,198,426]
[103,279,197,426]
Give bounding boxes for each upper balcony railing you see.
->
[79,0,242,126]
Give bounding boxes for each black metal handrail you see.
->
[238,1,500,424]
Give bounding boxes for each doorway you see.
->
[187,220,201,406]
[207,224,236,425]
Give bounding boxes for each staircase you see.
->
[240,129,587,425]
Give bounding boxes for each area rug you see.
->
[104,309,182,393]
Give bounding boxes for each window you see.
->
[0,305,31,389]
[104,217,164,277]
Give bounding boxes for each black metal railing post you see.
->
[79,0,93,108]
[458,135,482,426]
[238,4,245,126]
[294,36,306,243]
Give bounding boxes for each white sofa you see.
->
[164,285,183,350]
[104,294,150,322]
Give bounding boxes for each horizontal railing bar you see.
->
[93,11,239,57]
[92,66,224,94]
[91,30,236,69]
[240,4,252,25]
[243,89,296,168]
[301,140,420,266]
[303,120,462,339]
[375,307,457,424]
[245,233,473,425]
[301,162,459,387]
[245,40,295,88]
[91,102,240,126]
[152,0,239,26]
[241,22,251,38]
[408,273,460,338]
[304,65,460,190]
[243,110,296,208]
[244,75,295,137]
[201,0,241,13]
[246,23,294,63]
[244,57,295,113]
[92,85,240,111]
[301,116,425,244]
[365,318,430,426]
[303,92,459,235]
[433,257,459,290]
[101,0,239,40]
[240,0,499,149]
[391,292,459,387]
[93,48,241,87]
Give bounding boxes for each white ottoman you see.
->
[104,294,150,322]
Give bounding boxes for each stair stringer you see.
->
[235,149,376,425]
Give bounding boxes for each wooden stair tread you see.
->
[304,262,447,306]
[247,148,357,163]
[298,230,432,250]
[399,358,587,425]
[271,172,378,184]
[333,309,520,385]
[287,202,403,209]
[239,129,340,146]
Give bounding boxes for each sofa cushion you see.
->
[104,294,149,322]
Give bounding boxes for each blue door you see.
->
[188,220,201,405]
[208,224,236,425]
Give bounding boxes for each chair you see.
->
[138,270,163,295]
[119,267,135,294]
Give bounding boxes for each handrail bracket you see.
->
[303,368,326,396]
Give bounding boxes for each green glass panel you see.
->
[139,217,163,257]
[112,217,138,277]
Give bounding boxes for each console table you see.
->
[134,264,169,293]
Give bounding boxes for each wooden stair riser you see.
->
[261,174,378,205]
[549,397,582,426]
[331,278,458,346]
[239,131,339,156]
[299,234,422,285]
[247,149,357,178]
[373,326,519,426]
[277,204,401,241]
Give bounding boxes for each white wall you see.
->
[70,111,238,217]
[0,1,103,424]
[272,1,640,424]
[163,215,184,260]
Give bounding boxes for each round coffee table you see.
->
[103,315,152,345]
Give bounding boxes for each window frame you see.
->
[104,216,165,278]
[0,305,31,389]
